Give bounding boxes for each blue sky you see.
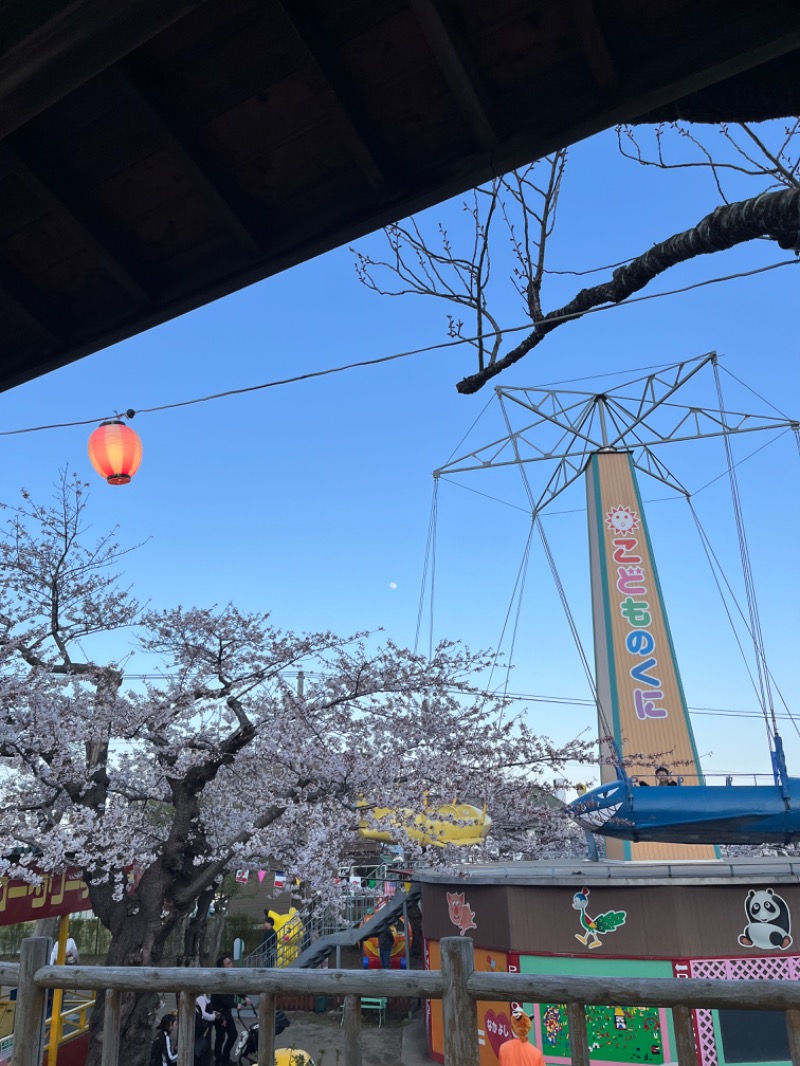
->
[1,125,797,784]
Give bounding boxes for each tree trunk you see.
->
[32,916,58,941]
[202,912,226,968]
[182,886,215,967]
[85,912,166,1066]
[84,878,183,1066]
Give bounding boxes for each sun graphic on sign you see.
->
[606,505,639,534]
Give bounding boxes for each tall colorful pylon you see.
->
[586,449,713,859]
[434,352,796,860]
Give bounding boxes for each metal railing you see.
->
[46,990,94,1044]
[244,893,383,968]
[7,936,800,1066]
[244,866,414,969]
[630,771,781,787]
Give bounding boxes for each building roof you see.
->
[1,0,799,392]
[413,856,800,887]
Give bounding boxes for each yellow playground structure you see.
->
[358,799,491,848]
[266,907,304,966]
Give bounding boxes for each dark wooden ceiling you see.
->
[1,0,799,393]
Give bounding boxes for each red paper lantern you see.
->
[88,419,143,485]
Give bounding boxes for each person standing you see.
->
[50,937,79,965]
[150,1013,178,1066]
[210,956,253,1065]
[260,913,278,967]
[48,934,80,1014]
[378,925,394,969]
[195,994,215,1066]
[499,1008,545,1066]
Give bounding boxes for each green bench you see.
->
[340,996,387,1026]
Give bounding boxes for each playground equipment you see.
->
[0,869,93,1066]
[358,800,490,847]
[430,353,800,856]
[360,918,409,970]
[571,736,800,845]
[266,908,304,967]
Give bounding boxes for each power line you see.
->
[488,690,798,722]
[120,672,795,724]
[0,259,795,439]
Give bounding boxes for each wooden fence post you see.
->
[258,993,276,1066]
[11,937,50,1066]
[342,993,362,1066]
[177,990,195,1066]
[566,1002,590,1066]
[673,1004,698,1066]
[441,937,478,1066]
[101,989,121,1066]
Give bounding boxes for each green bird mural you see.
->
[572,887,627,948]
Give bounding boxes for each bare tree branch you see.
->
[353,157,566,370]
[456,185,800,393]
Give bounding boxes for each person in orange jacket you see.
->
[499,1008,545,1066]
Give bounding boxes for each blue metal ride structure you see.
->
[567,736,800,846]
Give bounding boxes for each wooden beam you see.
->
[40,962,445,997]
[490,9,800,174]
[467,971,800,1010]
[568,0,618,90]
[2,5,799,398]
[113,67,262,258]
[0,142,152,306]
[270,0,392,195]
[409,0,498,152]
[0,286,59,348]
[603,11,800,124]
[0,0,214,142]
[0,255,62,347]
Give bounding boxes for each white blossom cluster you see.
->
[0,475,589,953]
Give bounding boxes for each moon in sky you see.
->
[389,582,397,590]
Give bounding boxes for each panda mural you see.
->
[738,888,793,950]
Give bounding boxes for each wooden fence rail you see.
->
[7,936,800,1066]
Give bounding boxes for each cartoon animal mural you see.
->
[447,891,477,936]
[738,887,793,949]
[572,887,627,949]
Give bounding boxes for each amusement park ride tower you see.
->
[434,352,799,860]
[584,444,709,860]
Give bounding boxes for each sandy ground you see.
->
[274,1011,400,1065]
[240,1005,431,1066]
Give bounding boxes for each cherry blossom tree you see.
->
[353,119,800,394]
[0,473,588,1065]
